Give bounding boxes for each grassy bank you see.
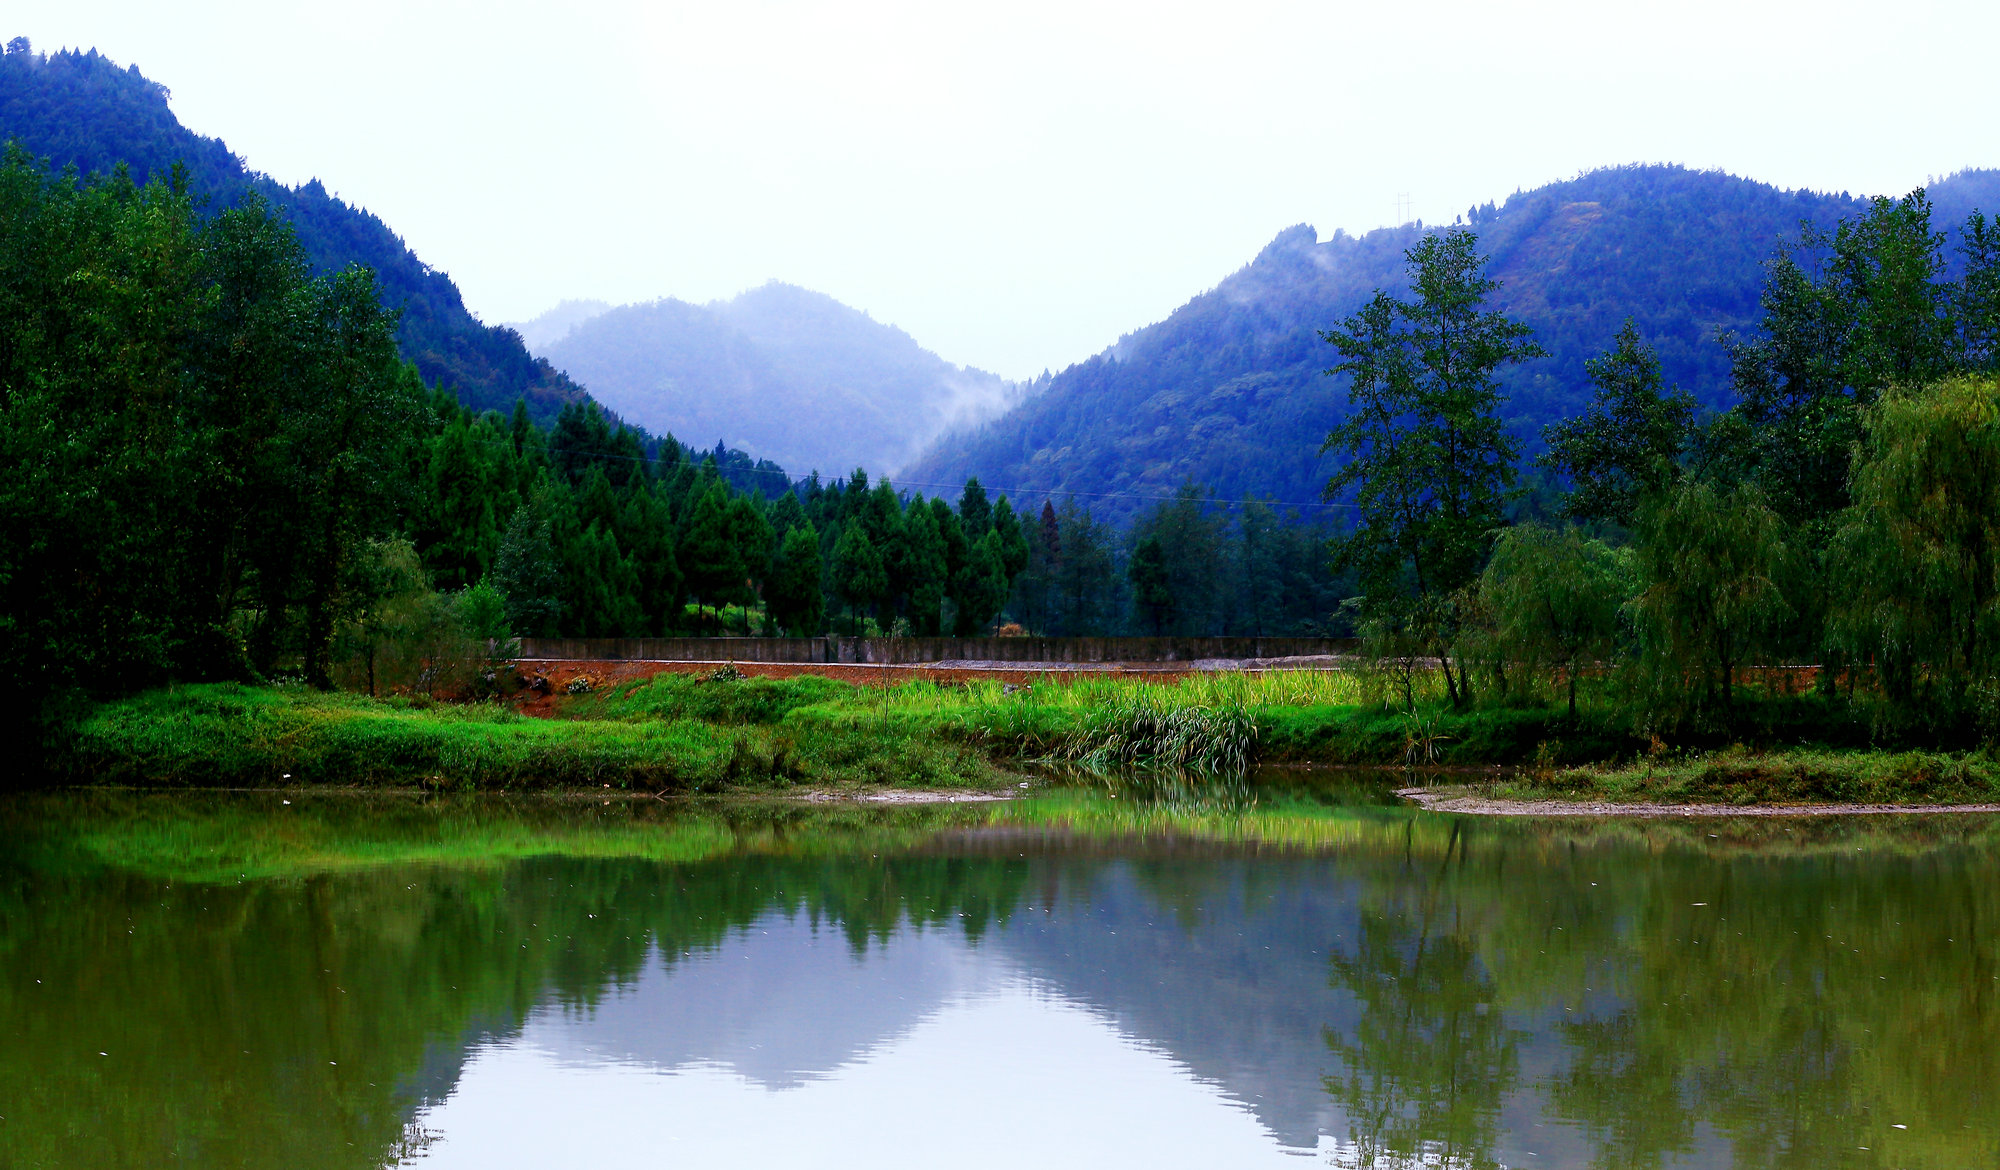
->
[53,668,2000,805]
[1492,745,2000,806]
[63,680,1017,792]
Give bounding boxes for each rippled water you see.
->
[2,783,1997,1168]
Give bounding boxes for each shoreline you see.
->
[1397,786,2000,818]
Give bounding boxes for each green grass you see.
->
[56,668,2000,803]
[1500,745,2000,805]
[65,681,1016,792]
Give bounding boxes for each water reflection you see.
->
[2,790,1998,1168]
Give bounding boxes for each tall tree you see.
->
[1128,535,1174,634]
[1478,525,1628,719]
[1829,377,2000,724]
[678,481,747,621]
[1321,228,1544,707]
[831,524,887,629]
[1541,321,1696,528]
[764,524,826,636]
[900,498,949,635]
[1630,480,1790,715]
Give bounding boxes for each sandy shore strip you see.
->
[796,788,1021,804]
[1398,787,2000,817]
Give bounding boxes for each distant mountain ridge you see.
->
[906,164,2000,520]
[0,40,586,419]
[531,282,1024,477]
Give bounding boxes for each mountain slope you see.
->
[0,41,585,419]
[906,164,2000,520]
[536,282,1021,477]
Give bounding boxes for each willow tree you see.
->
[1478,525,1628,719]
[1830,377,2000,723]
[1629,480,1790,715]
[1321,228,1543,708]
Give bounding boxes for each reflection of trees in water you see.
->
[0,847,1036,1170]
[1323,907,1518,1170]
[1314,818,2000,1170]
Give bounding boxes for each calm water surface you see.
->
[2,779,1997,1168]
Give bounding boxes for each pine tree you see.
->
[901,498,949,635]
[765,524,826,636]
[831,524,887,628]
[679,481,747,621]
[951,531,1009,635]
[1128,535,1174,634]
[958,478,992,541]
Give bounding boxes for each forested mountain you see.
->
[534,282,1022,477]
[0,38,586,418]
[907,165,2000,520]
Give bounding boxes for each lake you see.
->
[2,781,1996,1168]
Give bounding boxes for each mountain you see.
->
[509,298,612,350]
[905,164,2000,521]
[0,39,586,419]
[532,281,1023,478]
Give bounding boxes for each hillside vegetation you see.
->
[909,165,2000,519]
[0,39,584,420]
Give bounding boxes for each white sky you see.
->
[19,0,1999,380]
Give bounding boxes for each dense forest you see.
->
[0,145,1350,755]
[0,37,584,419]
[908,164,2000,522]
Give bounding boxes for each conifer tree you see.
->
[679,481,747,621]
[1128,535,1174,635]
[951,531,1010,636]
[831,524,887,629]
[901,498,949,635]
[765,524,826,636]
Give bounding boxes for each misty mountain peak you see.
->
[531,286,1022,477]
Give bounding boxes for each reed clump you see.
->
[1047,687,1259,773]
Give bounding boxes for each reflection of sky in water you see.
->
[401,876,1629,1169]
[406,914,1327,1168]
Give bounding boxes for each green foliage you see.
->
[765,525,827,636]
[1478,525,1628,718]
[0,147,428,748]
[950,531,1009,635]
[453,579,513,644]
[831,523,887,625]
[491,485,563,638]
[1322,227,1544,707]
[1629,480,1791,718]
[1830,377,2000,731]
[1128,536,1174,633]
[1540,320,1696,527]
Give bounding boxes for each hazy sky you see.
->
[20,0,1998,380]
